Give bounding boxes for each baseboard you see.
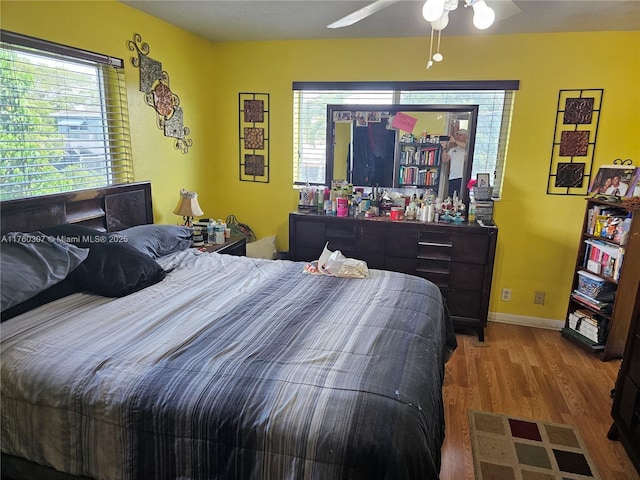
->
[488,312,565,331]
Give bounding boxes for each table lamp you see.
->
[173,188,203,227]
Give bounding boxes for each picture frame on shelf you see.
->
[476,173,491,187]
[588,164,636,196]
[629,168,640,197]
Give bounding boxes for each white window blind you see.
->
[0,31,133,201]
[292,81,517,197]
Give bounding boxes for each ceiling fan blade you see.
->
[327,0,401,28]
[490,0,522,21]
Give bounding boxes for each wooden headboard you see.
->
[0,182,153,235]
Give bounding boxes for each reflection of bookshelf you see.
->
[561,198,640,360]
[397,141,441,187]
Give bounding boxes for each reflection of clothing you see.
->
[351,122,394,186]
[605,181,629,196]
[448,178,462,198]
[448,147,465,180]
[447,146,465,197]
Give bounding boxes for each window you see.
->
[292,81,518,197]
[0,31,133,201]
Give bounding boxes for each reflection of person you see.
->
[605,174,629,196]
[442,129,467,198]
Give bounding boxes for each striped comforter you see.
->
[1,250,456,480]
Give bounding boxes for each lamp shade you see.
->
[173,189,204,218]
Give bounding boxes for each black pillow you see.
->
[41,224,166,297]
[1,279,78,322]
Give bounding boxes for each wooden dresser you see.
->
[608,290,640,473]
[289,212,498,340]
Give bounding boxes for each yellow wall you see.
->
[1,0,215,224]
[3,1,639,324]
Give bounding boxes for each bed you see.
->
[1,182,457,480]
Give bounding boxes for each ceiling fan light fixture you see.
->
[422,0,446,22]
[471,0,495,29]
[430,11,450,31]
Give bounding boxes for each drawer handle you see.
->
[418,241,452,247]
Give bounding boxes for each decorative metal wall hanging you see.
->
[127,34,193,154]
[239,93,270,182]
[547,89,603,195]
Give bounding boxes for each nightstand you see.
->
[193,235,246,256]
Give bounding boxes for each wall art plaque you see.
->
[547,89,603,195]
[239,93,270,183]
[127,33,193,154]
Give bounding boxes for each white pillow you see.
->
[246,236,277,260]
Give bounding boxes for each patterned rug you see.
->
[469,410,602,480]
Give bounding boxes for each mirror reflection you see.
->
[326,104,478,201]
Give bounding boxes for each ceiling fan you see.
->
[327,0,522,29]
[328,0,522,69]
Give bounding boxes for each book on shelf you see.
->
[400,145,440,166]
[570,290,610,312]
[568,311,601,343]
[399,166,438,186]
[583,239,625,280]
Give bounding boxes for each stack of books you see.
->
[570,289,611,313]
[568,309,607,344]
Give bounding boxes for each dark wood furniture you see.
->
[0,182,153,235]
[608,291,640,473]
[561,199,640,361]
[289,212,498,341]
[193,235,246,256]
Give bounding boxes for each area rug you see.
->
[469,410,601,480]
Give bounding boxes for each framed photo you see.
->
[355,112,368,127]
[588,165,637,196]
[629,168,640,198]
[333,111,352,122]
[476,173,491,187]
[366,111,381,122]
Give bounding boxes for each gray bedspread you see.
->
[1,250,456,480]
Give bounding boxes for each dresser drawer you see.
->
[416,271,449,289]
[355,224,386,254]
[447,288,483,318]
[452,233,490,264]
[295,220,326,248]
[618,375,640,435]
[385,256,417,275]
[449,263,486,291]
[385,230,418,258]
[627,337,640,387]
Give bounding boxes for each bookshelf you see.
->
[397,141,441,188]
[561,198,640,360]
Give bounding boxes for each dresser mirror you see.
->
[326,104,479,201]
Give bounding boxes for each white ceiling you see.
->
[120,0,640,42]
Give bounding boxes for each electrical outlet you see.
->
[501,288,511,301]
[534,291,545,305]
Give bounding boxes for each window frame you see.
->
[0,30,133,201]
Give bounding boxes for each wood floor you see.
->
[440,321,640,480]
